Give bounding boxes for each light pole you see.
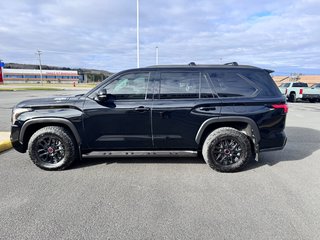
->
[136,0,140,68]
[155,46,159,65]
[36,50,43,85]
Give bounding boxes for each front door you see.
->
[83,71,154,150]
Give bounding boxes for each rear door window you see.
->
[200,73,215,98]
[158,72,200,99]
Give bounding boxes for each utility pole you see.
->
[155,46,159,65]
[136,0,140,68]
[36,50,43,85]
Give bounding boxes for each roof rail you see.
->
[188,62,196,66]
[224,62,238,66]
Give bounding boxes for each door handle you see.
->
[199,106,216,111]
[134,106,150,112]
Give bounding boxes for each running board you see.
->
[83,151,198,158]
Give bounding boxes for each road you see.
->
[1,90,320,239]
[0,90,87,131]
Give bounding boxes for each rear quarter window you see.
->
[240,70,281,97]
[207,69,281,98]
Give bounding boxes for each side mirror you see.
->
[96,89,107,102]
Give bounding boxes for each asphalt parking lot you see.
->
[1,90,320,240]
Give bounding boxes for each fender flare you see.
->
[19,118,81,145]
[195,116,261,144]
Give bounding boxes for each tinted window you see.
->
[292,82,308,87]
[159,72,200,99]
[208,69,281,98]
[208,70,258,98]
[279,83,290,88]
[240,70,281,96]
[201,74,214,98]
[104,72,150,99]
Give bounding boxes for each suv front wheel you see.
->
[28,126,79,170]
[202,127,252,172]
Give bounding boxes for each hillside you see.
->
[4,63,113,75]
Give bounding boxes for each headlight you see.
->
[11,108,32,124]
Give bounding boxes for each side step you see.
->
[83,151,198,158]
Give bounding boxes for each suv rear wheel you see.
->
[202,127,251,172]
[28,126,78,170]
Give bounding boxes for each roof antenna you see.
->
[188,62,196,66]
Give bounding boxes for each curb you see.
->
[0,132,12,153]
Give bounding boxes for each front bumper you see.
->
[10,125,26,153]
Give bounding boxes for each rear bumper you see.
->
[10,125,26,153]
[259,131,287,152]
[302,94,320,99]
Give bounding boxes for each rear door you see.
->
[151,70,221,150]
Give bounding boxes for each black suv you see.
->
[10,62,287,172]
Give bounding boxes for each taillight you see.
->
[299,88,303,94]
[285,88,288,95]
[272,104,288,113]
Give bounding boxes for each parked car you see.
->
[311,83,320,88]
[11,62,287,172]
[303,83,320,102]
[278,82,320,102]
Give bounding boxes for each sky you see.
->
[0,0,320,75]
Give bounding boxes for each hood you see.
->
[15,94,84,108]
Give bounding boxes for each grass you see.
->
[0,87,63,91]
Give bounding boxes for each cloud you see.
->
[0,0,319,74]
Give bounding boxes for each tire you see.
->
[202,127,252,172]
[288,92,296,102]
[28,126,79,170]
[309,99,316,103]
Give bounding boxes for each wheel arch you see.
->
[195,117,260,151]
[19,118,81,150]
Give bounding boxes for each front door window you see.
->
[104,72,150,99]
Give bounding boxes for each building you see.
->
[78,69,113,83]
[2,69,79,84]
[273,75,320,86]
